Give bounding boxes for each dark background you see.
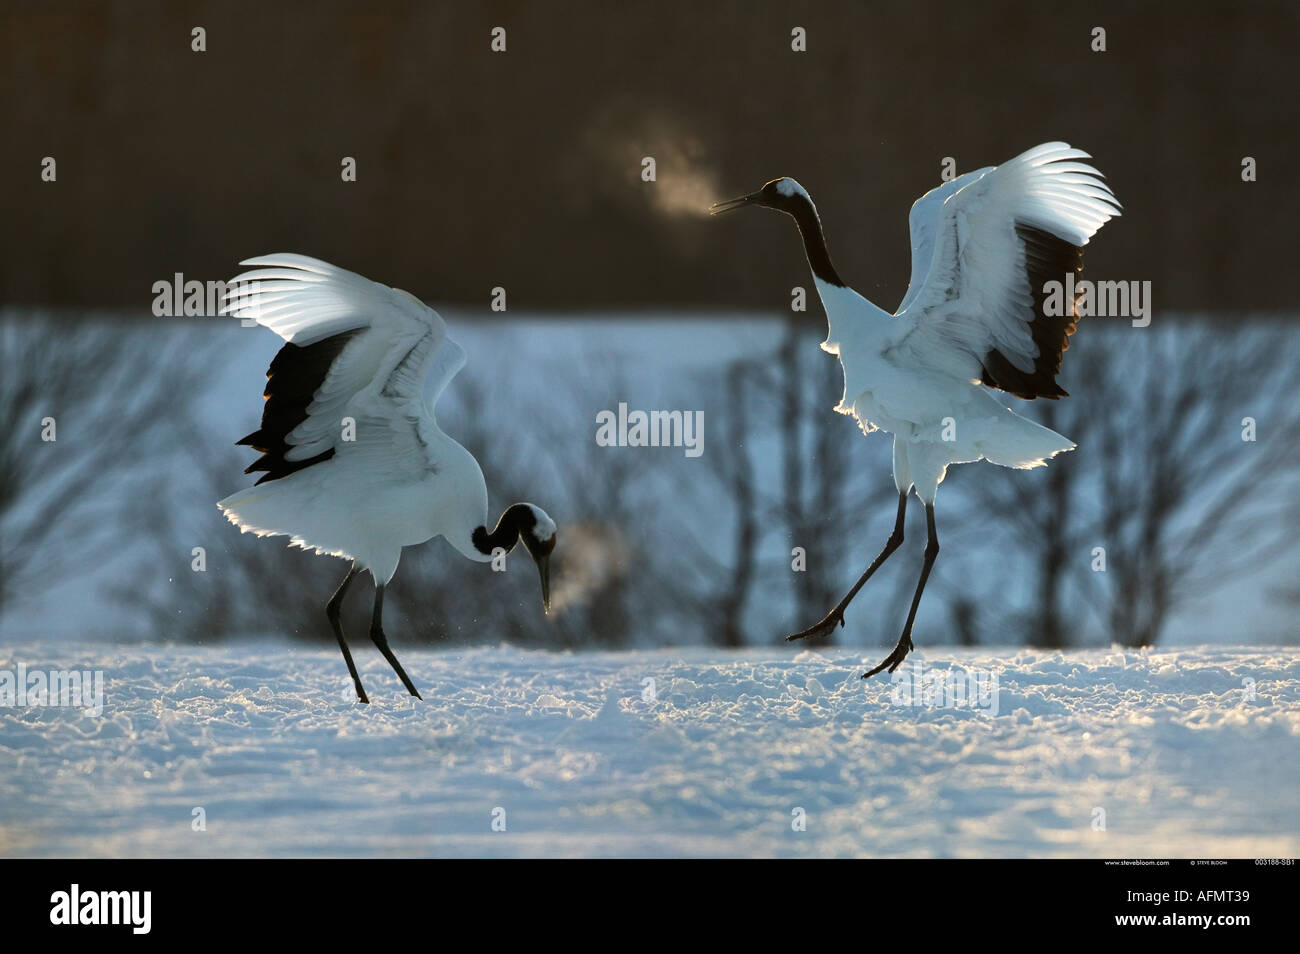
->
[2,0,1295,312]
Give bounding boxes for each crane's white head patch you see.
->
[524,503,557,544]
[774,177,809,200]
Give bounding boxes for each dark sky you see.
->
[2,0,1296,311]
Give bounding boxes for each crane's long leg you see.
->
[369,584,423,700]
[786,492,908,643]
[863,502,939,678]
[326,563,368,704]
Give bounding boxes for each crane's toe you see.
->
[862,637,914,679]
[785,612,844,643]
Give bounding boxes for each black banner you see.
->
[6,858,1295,940]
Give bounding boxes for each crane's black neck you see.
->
[472,503,531,556]
[787,196,845,288]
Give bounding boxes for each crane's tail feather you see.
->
[981,420,1076,469]
[217,488,352,561]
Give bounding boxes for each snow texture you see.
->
[1,644,1296,858]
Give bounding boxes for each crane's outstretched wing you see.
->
[891,142,1121,399]
[221,253,465,484]
[894,167,992,315]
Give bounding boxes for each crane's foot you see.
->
[785,610,845,643]
[352,682,370,704]
[862,635,914,679]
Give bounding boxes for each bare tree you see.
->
[77,314,1299,658]
[963,397,1091,649]
[0,315,212,623]
[960,321,1300,648]
[1093,322,1300,646]
[686,360,762,647]
[678,328,899,648]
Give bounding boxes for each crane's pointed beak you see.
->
[535,554,551,615]
[709,191,762,215]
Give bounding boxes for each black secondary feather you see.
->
[237,329,360,485]
[979,224,1085,400]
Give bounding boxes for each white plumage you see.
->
[219,254,481,583]
[712,142,1120,675]
[217,254,555,703]
[822,143,1120,499]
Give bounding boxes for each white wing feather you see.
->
[892,142,1121,382]
[221,254,463,475]
[895,167,993,314]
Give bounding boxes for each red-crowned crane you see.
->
[219,254,556,703]
[711,143,1119,677]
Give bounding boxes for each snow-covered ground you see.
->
[1,643,1296,858]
